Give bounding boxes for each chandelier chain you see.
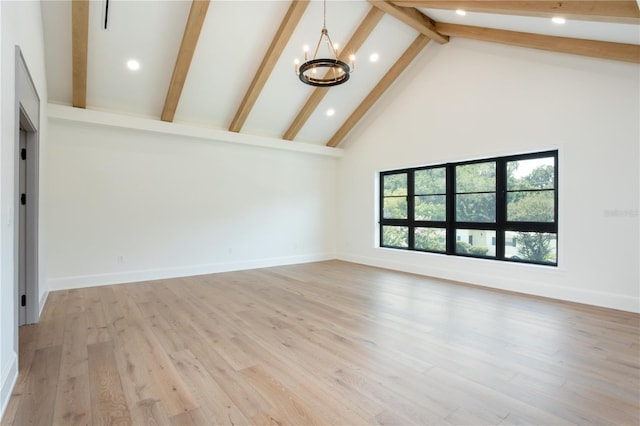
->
[323,0,327,29]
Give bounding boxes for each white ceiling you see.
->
[40,0,640,146]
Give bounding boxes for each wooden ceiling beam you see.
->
[72,0,89,108]
[229,1,309,133]
[161,0,210,122]
[283,7,385,141]
[436,22,640,63]
[327,35,430,148]
[369,1,448,44]
[392,1,640,24]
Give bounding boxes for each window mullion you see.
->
[407,170,415,249]
[379,174,384,247]
[446,164,455,255]
[496,158,506,260]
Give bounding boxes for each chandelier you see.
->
[294,0,355,87]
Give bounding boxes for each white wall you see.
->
[0,0,49,417]
[45,116,338,290]
[337,38,640,313]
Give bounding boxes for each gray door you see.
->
[18,127,27,325]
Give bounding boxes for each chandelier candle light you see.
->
[295,0,355,87]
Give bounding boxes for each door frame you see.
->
[13,46,40,328]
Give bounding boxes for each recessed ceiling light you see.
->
[127,59,140,71]
[369,53,379,63]
[326,108,335,117]
[552,16,566,24]
[456,9,466,16]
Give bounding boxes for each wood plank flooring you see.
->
[2,260,639,425]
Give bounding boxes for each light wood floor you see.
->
[2,260,639,425]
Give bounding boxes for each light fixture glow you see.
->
[456,9,466,16]
[369,53,379,63]
[552,16,566,24]
[326,108,335,117]
[127,59,140,71]
[294,0,353,87]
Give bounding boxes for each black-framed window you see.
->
[379,150,558,266]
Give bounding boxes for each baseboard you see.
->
[338,252,640,313]
[0,352,18,422]
[39,290,49,317]
[48,253,335,291]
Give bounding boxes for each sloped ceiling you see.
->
[41,0,640,147]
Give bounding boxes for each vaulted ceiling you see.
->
[41,1,640,147]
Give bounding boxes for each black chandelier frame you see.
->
[296,0,353,88]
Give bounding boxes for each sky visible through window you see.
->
[512,157,554,178]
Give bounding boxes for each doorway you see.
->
[14,47,40,327]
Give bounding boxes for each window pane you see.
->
[382,226,408,248]
[455,229,496,257]
[383,197,407,219]
[507,190,555,222]
[507,157,555,190]
[506,231,557,264]
[456,193,496,222]
[456,162,496,193]
[415,228,446,252]
[415,195,446,221]
[383,173,407,196]
[415,168,446,195]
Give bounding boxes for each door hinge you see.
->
[21,295,26,307]
[20,193,26,205]
[21,148,26,160]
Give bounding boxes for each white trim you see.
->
[39,289,48,316]
[47,104,344,158]
[0,352,17,420]
[48,253,335,290]
[338,253,640,313]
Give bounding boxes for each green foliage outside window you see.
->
[415,228,446,252]
[456,162,496,223]
[383,173,408,219]
[507,161,556,263]
[382,226,408,248]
